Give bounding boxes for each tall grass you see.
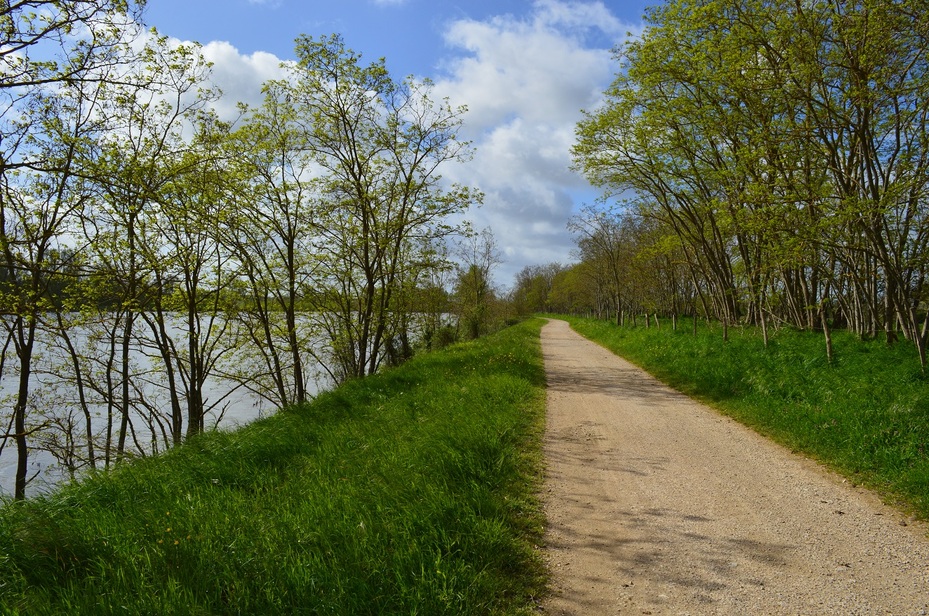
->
[561,316,929,519]
[0,319,548,615]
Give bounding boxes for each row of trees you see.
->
[564,0,929,365]
[0,3,483,498]
[510,208,691,327]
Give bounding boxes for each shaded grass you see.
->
[0,319,548,615]
[560,315,929,520]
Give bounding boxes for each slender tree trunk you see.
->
[144,306,185,445]
[286,241,306,403]
[104,319,118,469]
[760,300,769,349]
[54,313,97,471]
[884,281,899,345]
[12,318,36,500]
[116,310,133,462]
[187,307,204,439]
[822,304,834,364]
[118,210,139,462]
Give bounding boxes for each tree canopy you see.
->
[572,0,929,364]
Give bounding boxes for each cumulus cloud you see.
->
[165,1,640,287]
[433,0,639,285]
[534,0,628,35]
[108,30,285,135]
[199,41,287,120]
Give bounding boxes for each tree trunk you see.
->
[760,304,769,349]
[116,311,133,462]
[822,304,834,364]
[54,313,97,471]
[885,279,899,345]
[12,318,36,500]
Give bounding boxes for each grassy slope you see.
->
[561,315,929,520]
[0,319,548,615]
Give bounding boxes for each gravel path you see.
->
[540,319,929,615]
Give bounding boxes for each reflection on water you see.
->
[0,380,274,497]
[0,312,441,498]
[0,316,325,498]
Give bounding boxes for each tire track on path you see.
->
[540,319,929,615]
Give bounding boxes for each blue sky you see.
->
[141,0,651,286]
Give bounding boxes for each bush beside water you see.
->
[0,319,548,615]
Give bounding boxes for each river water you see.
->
[0,374,283,498]
[0,317,326,498]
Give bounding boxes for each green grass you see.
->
[559,315,929,520]
[0,319,548,615]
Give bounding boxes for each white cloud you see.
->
[534,0,628,35]
[160,1,642,287]
[199,41,287,120]
[433,0,638,285]
[89,30,283,138]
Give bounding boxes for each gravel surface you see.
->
[540,319,929,615]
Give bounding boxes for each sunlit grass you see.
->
[0,318,548,615]
[561,315,929,519]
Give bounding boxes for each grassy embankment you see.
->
[560,315,929,520]
[0,319,548,615]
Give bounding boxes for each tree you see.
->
[287,34,477,382]
[151,115,242,439]
[0,93,92,499]
[0,6,145,498]
[548,263,598,315]
[568,205,643,325]
[0,20,484,496]
[78,33,218,457]
[511,263,565,315]
[414,246,456,350]
[0,1,145,92]
[454,228,502,339]
[0,2,145,188]
[221,81,321,407]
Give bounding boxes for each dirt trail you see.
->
[540,319,929,615]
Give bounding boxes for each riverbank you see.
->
[0,319,548,615]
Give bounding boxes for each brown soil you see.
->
[540,319,929,615]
